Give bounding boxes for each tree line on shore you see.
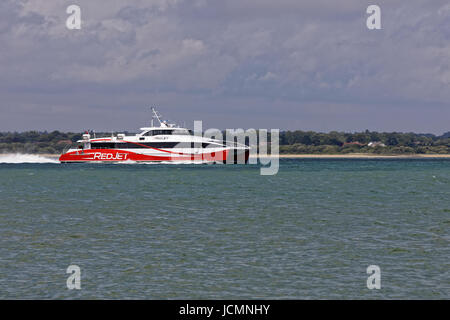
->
[278,130,450,154]
[0,130,449,154]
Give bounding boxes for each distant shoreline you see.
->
[253,153,450,159]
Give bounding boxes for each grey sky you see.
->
[0,0,449,133]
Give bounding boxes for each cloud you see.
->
[0,0,449,133]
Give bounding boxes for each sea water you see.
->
[0,157,449,299]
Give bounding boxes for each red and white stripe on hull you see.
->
[59,149,229,163]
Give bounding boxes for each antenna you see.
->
[151,107,164,127]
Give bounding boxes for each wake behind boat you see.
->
[59,108,250,164]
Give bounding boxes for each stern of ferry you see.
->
[223,142,250,164]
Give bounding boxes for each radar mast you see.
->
[151,107,165,127]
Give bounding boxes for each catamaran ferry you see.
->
[59,108,250,164]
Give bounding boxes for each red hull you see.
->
[59,149,229,163]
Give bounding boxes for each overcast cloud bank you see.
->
[0,0,449,133]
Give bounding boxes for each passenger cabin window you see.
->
[172,129,191,135]
[143,129,192,136]
[143,130,173,136]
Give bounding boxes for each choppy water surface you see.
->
[0,158,449,299]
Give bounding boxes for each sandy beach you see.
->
[252,153,450,159]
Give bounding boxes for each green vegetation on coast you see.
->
[0,130,449,155]
[279,130,450,155]
[0,131,82,154]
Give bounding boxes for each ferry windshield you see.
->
[77,141,91,150]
